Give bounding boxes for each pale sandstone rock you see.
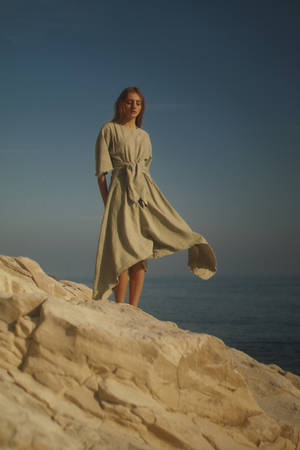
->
[15,315,37,338]
[0,326,23,369]
[229,348,300,430]
[0,254,299,450]
[0,368,151,450]
[0,291,46,324]
[0,254,92,300]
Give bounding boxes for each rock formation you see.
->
[0,254,299,449]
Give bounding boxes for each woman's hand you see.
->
[97,174,108,206]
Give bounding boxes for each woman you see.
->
[93,87,216,307]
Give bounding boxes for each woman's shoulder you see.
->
[138,127,151,140]
[96,122,115,141]
[99,121,114,132]
[139,127,149,135]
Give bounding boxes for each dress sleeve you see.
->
[95,124,114,176]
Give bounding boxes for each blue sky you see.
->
[1,0,300,280]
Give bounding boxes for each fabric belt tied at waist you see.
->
[113,161,148,207]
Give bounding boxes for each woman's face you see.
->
[124,92,142,121]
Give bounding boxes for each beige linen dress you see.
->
[92,121,216,300]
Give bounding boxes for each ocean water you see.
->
[81,275,300,375]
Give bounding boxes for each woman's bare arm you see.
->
[97,174,108,206]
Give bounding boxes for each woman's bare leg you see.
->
[129,262,145,307]
[114,269,128,303]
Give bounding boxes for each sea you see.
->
[78,274,300,376]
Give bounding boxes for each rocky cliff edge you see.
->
[0,254,299,450]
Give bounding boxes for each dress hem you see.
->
[92,241,217,300]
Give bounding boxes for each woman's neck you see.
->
[122,118,137,129]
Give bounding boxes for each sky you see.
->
[1,0,300,281]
